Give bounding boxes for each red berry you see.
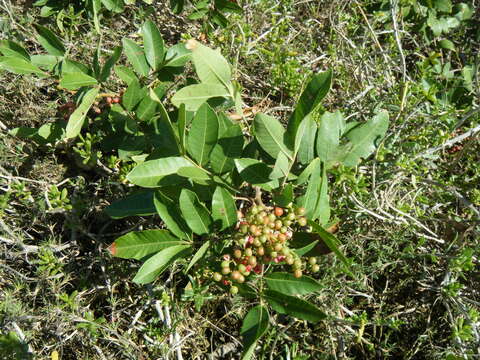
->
[274,207,284,217]
[112,97,120,103]
[222,279,230,286]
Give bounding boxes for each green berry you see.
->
[233,249,242,259]
[298,217,307,226]
[268,213,276,222]
[213,272,222,282]
[287,213,296,221]
[248,256,257,266]
[240,224,248,234]
[308,257,317,265]
[280,226,288,234]
[238,274,245,283]
[221,267,231,275]
[230,286,239,294]
[296,207,306,216]
[311,264,320,272]
[221,260,230,268]
[231,271,241,281]
[245,248,253,257]
[259,235,268,243]
[293,269,302,278]
[274,243,283,252]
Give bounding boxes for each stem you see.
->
[254,186,264,206]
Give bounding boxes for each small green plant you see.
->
[105,40,389,357]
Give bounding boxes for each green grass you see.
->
[1,0,479,359]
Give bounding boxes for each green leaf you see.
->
[264,290,326,323]
[179,189,213,235]
[65,87,99,139]
[295,114,317,164]
[135,95,158,122]
[434,0,452,13]
[270,151,290,180]
[209,123,244,174]
[308,221,351,270]
[61,59,90,75]
[100,46,122,82]
[126,156,192,187]
[115,65,138,84]
[34,24,65,56]
[295,158,320,185]
[185,240,210,273]
[171,83,230,111]
[212,186,237,230]
[122,78,145,111]
[337,110,389,167]
[122,38,149,77]
[254,113,292,160]
[287,70,332,143]
[142,20,165,71]
[177,166,211,184]
[60,72,98,90]
[439,39,455,51]
[164,43,191,67]
[298,160,321,219]
[188,39,231,87]
[234,158,279,191]
[154,191,192,240]
[0,57,45,75]
[316,111,345,163]
[100,0,124,12]
[178,104,187,154]
[31,54,61,71]
[264,272,322,296]
[187,103,219,166]
[273,183,293,207]
[111,230,187,260]
[0,40,29,60]
[314,165,330,224]
[240,305,269,360]
[105,191,156,219]
[291,232,332,257]
[133,245,191,284]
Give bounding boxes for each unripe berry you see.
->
[280,226,288,234]
[221,260,230,268]
[268,213,276,222]
[238,264,246,273]
[270,251,278,258]
[274,243,283,252]
[296,207,306,216]
[221,267,231,275]
[251,206,259,215]
[308,257,317,265]
[257,247,265,256]
[275,220,283,229]
[278,233,287,243]
[259,235,268,243]
[238,274,245,283]
[230,286,239,294]
[274,207,284,217]
[256,214,264,223]
[263,216,270,225]
[283,220,292,227]
[298,217,307,226]
[245,248,253,257]
[311,264,320,272]
[293,269,303,278]
[287,213,296,221]
[286,256,294,265]
[253,239,262,247]
[231,271,241,281]
[213,272,222,282]
[233,249,242,259]
[240,224,248,234]
[249,225,257,233]
[294,259,302,268]
[248,256,257,266]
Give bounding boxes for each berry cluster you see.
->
[212,204,318,294]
